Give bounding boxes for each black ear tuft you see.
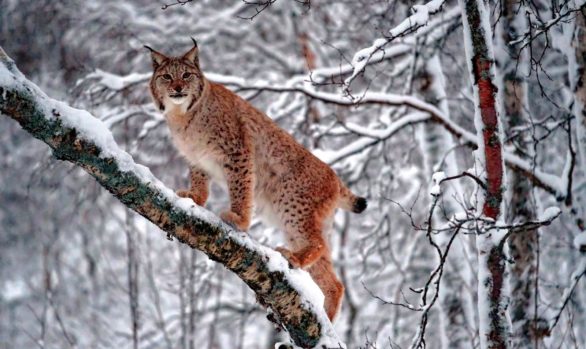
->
[183,39,200,66]
[144,45,167,69]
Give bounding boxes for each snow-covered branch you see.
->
[509,0,586,47]
[83,67,569,198]
[0,47,343,349]
[84,69,451,118]
[344,0,449,89]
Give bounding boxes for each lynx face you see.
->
[147,41,205,111]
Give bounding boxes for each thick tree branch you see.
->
[0,47,343,349]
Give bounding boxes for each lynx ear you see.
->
[144,45,167,70]
[182,38,199,67]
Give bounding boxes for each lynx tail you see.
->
[338,183,367,213]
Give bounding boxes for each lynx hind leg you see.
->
[277,187,338,268]
[280,214,329,268]
[307,255,344,321]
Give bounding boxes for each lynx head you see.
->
[145,38,205,112]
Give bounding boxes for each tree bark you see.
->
[125,213,140,349]
[575,7,586,164]
[458,0,509,348]
[0,47,342,349]
[573,5,586,230]
[496,1,541,347]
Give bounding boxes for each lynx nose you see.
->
[173,86,183,93]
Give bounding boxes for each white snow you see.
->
[539,206,561,221]
[389,0,444,38]
[430,171,446,196]
[452,211,468,222]
[502,153,565,196]
[0,51,25,86]
[574,231,586,250]
[430,185,441,196]
[345,0,447,87]
[231,233,326,311]
[315,112,430,164]
[1,279,29,302]
[84,69,150,90]
[0,64,16,87]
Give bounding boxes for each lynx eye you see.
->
[182,72,192,79]
[162,74,172,80]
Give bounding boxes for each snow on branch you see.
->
[83,68,569,198]
[344,0,448,89]
[509,0,586,48]
[84,69,452,117]
[311,5,461,84]
[0,47,344,349]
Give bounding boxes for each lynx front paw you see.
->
[176,189,192,199]
[275,247,301,268]
[220,211,249,231]
[176,189,206,206]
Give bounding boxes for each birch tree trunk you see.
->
[179,247,188,349]
[125,213,140,349]
[458,0,510,347]
[188,250,198,349]
[495,1,540,347]
[573,6,586,232]
[575,7,586,180]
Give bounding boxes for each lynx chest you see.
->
[166,113,226,184]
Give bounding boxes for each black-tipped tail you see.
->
[353,197,367,213]
[339,182,367,213]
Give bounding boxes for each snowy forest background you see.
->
[1,0,585,348]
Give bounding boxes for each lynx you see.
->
[146,39,366,320]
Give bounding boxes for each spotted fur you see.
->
[146,41,367,321]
